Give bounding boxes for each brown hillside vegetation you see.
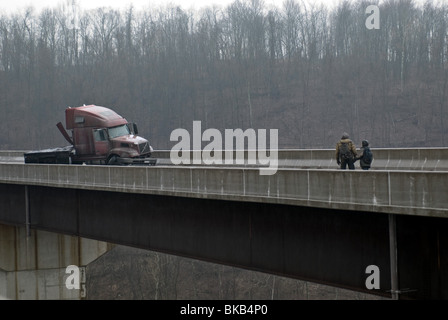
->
[0,0,447,151]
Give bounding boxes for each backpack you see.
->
[339,142,353,160]
[363,147,373,164]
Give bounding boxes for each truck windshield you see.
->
[108,125,130,138]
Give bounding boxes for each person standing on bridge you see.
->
[335,133,358,170]
[356,140,373,170]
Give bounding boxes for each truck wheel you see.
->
[107,155,120,165]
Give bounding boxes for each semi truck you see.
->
[24,105,156,165]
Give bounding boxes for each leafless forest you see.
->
[86,245,386,299]
[1,0,447,151]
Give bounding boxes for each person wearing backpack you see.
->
[335,133,358,170]
[356,140,373,170]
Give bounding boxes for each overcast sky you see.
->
[0,0,433,17]
[0,0,343,14]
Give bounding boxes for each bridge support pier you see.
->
[0,224,112,300]
[389,214,399,300]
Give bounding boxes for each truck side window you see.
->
[75,116,85,124]
[93,129,107,141]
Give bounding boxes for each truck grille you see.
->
[139,142,150,154]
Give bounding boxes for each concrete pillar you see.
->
[0,224,112,300]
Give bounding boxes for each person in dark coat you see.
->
[356,140,373,170]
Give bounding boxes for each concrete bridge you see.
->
[0,148,447,300]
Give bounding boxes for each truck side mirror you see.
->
[127,123,139,135]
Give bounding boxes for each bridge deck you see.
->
[0,162,447,218]
[2,148,448,171]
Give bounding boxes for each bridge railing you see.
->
[151,148,448,171]
[3,148,448,171]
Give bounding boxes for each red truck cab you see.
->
[61,105,153,164]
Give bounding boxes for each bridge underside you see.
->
[1,183,447,299]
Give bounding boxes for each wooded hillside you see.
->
[1,0,447,150]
